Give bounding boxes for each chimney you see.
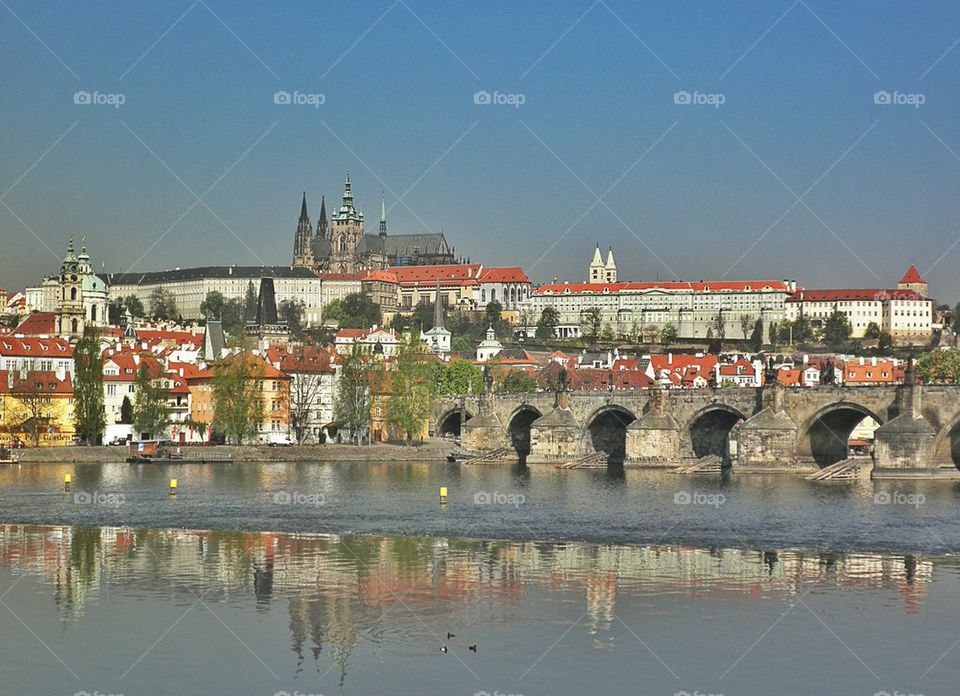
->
[668,353,673,365]
[133,354,140,366]
[56,365,65,381]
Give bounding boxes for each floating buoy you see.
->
[169,478,178,495]
[440,646,448,653]
[439,486,448,503]
[64,474,71,492]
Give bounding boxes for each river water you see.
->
[1,460,958,695]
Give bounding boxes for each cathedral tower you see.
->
[292,192,314,268]
[589,243,604,283]
[55,237,86,339]
[329,171,365,273]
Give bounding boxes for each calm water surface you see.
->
[1,461,959,695]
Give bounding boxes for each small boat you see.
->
[126,440,232,464]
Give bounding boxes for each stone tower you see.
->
[316,195,327,241]
[897,264,928,297]
[56,237,86,339]
[589,243,604,283]
[329,171,365,273]
[604,246,617,283]
[292,192,314,268]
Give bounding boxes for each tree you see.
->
[485,301,502,328]
[148,288,177,320]
[120,395,133,425]
[641,325,659,344]
[339,293,381,329]
[535,307,559,339]
[412,301,434,332]
[660,323,678,346]
[7,371,54,446]
[200,291,226,321]
[877,331,894,353]
[334,345,371,444]
[749,318,764,352]
[823,310,852,347]
[221,298,244,335]
[322,299,344,325]
[124,294,145,318]
[440,360,483,395]
[953,302,960,347]
[917,350,960,383]
[864,322,882,340]
[739,314,755,341]
[243,281,258,324]
[768,321,778,346]
[581,307,603,342]
[211,357,264,444]
[132,364,169,439]
[497,368,537,394]
[711,312,726,340]
[288,372,324,444]
[386,335,434,444]
[279,299,305,338]
[73,326,105,445]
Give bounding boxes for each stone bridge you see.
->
[433,383,960,476]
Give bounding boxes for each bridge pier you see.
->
[461,410,506,452]
[872,378,940,477]
[733,408,807,472]
[625,387,681,466]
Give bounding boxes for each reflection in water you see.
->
[0,523,940,686]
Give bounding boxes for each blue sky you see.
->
[2,1,960,302]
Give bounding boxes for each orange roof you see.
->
[388,264,482,285]
[787,289,926,302]
[318,272,365,281]
[534,280,790,295]
[361,270,399,284]
[11,313,56,336]
[899,264,926,285]
[265,344,336,373]
[479,267,530,284]
[0,370,73,394]
[220,352,288,379]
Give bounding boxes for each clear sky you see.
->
[2,1,960,302]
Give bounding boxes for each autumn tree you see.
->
[334,344,371,444]
[132,364,169,439]
[386,335,434,444]
[212,357,264,444]
[73,327,105,445]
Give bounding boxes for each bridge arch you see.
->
[797,401,884,468]
[437,408,473,437]
[687,404,746,461]
[508,405,543,459]
[583,405,637,465]
[932,411,960,469]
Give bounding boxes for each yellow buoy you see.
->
[64,474,72,491]
[439,486,448,502]
[169,478,178,495]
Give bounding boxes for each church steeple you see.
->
[589,243,604,283]
[336,170,361,221]
[292,192,314,268]
[433,277,443,329]
[299,191,308,220]
[379,194,387,238]
[317,195,328,240]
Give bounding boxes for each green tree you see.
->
[200,291,226,321]
[279,299,305,337]
[334,345,371,444]
[952,302,960,346]
[877,331,894,353]
[119,395,133,425]
[211,357,264,444]
[132,364,169,439]
[386,335,434,443]
[749,318,764,352]
[322,299,344,325]
[581,307,602,342]
[660,323,678,346]
[221,298,244,335]
[600,324,616,342]
[412,300,434,332]
[440,360,483,394]
[864,322,882,340]
[823,310,852,346]
[916,350,960,383]
[124,294,145,318]
[73,326,105,445]
[711,312,726,340]
[148,288,178,320]
[739,314,755,340]
[243,281,258,324]
[339,293,381,329]
[485,301,502,328]
[497,368,537,394]
[536,307,559,339]
[451,335,472,354]
[768,321,778,346]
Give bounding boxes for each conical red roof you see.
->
[899,264,925,285]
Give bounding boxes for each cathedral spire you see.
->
[317,195,328,240]
[379,194,387,238]
[299,191,308,220]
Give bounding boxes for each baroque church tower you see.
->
[56,237,85,338]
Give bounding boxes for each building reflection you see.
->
[0,524,940,679]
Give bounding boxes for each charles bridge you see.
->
[432,380,960,477]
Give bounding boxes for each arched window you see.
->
[491,289,497,303]
[70,288,77,301]
[91,305,97,322]
[481,289,486,303]
[71,319,78,333]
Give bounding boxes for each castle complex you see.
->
[292,171,459,273]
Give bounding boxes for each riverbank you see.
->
[12,439,453,464]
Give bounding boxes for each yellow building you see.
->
[0,370,75,446]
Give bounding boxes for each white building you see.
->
[475,326,504,362]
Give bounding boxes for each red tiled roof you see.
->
[389,264,482,285]
[787,289,926,302]
[534,280,790,295]
[478,267,530,284]
[0,336,72,357]
[11,313,56,336]
[265,345,336,373]
[899,264,926,285]
[361,270,399,284]
[318,272,365,281]
[0,370,73,394]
